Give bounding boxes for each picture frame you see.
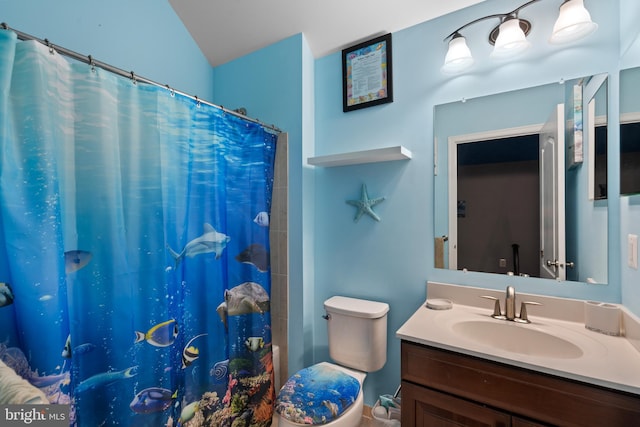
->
[342,33,393,112]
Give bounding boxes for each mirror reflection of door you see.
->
[586,75,608,200]
[452,105,567,279]
[457,134,540,276]
[453,130,540,277]
[593,122,608,199]
[620,120,640,195]
[539,104,566,280]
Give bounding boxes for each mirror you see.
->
[434,75,608,285]
[586,74,608,201]
[620,66,640,196]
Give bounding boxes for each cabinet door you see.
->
[402,381,511,427]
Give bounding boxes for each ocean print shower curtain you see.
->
[0,29,277,426]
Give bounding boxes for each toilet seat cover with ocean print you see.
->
[275,363,361,425]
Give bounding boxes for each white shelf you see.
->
[307,146,412,167]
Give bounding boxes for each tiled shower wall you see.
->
[270,133,288,389]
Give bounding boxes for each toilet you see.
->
[275,296,389,426]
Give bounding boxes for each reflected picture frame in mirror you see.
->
[433,75,608,285]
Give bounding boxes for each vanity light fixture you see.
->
[549,0,598,44]
[441,0,597,74]
[442,33,474,73]
[490,15,531,58]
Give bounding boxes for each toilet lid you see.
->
[275,363,361,425]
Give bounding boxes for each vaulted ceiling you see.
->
[168,0,486,67]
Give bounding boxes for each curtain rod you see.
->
[0,23,282,134]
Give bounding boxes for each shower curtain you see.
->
[0,29,277,427]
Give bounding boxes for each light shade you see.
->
[441,34,474,74]
[491,18,531,58]
[550,0,598,44]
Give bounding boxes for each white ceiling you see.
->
[168,0,486,67]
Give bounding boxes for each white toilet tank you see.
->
[324,296,389,372]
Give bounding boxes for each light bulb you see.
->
[491,18,531,59]
[550,0,598,44]
[441,34,474,74]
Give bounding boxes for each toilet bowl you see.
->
[274,296,389,427]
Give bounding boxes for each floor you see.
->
[359,415,376,426]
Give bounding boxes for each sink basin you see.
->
[452,320,584,359]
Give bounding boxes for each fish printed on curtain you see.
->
[0,29,278,427]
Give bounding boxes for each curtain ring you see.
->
[44,38,55,55]
[88,55,96,73]
[165,85,175,98]
[130,71,137,85]
[195,96,201,108]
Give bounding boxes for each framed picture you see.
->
[342,33,393,112]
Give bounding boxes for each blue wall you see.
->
[310,0,626,404]
[4,0,640,409]
[2,0,213,98]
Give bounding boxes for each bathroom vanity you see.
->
[401,342,640,426]
[397,283,640,426]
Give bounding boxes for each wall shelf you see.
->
[307,145,412,167]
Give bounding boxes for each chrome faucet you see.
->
[481,286,541,323]
[505,285,516,320]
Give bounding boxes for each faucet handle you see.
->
[480,295,506,319]
[516,301,542,323]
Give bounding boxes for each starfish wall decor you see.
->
[346,184,385,222]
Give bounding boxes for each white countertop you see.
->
[396,282,640,396]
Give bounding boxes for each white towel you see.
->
[0,359,48,404]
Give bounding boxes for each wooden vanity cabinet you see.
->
[401,341,640,427]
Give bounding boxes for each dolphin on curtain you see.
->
[167,223,231,267]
